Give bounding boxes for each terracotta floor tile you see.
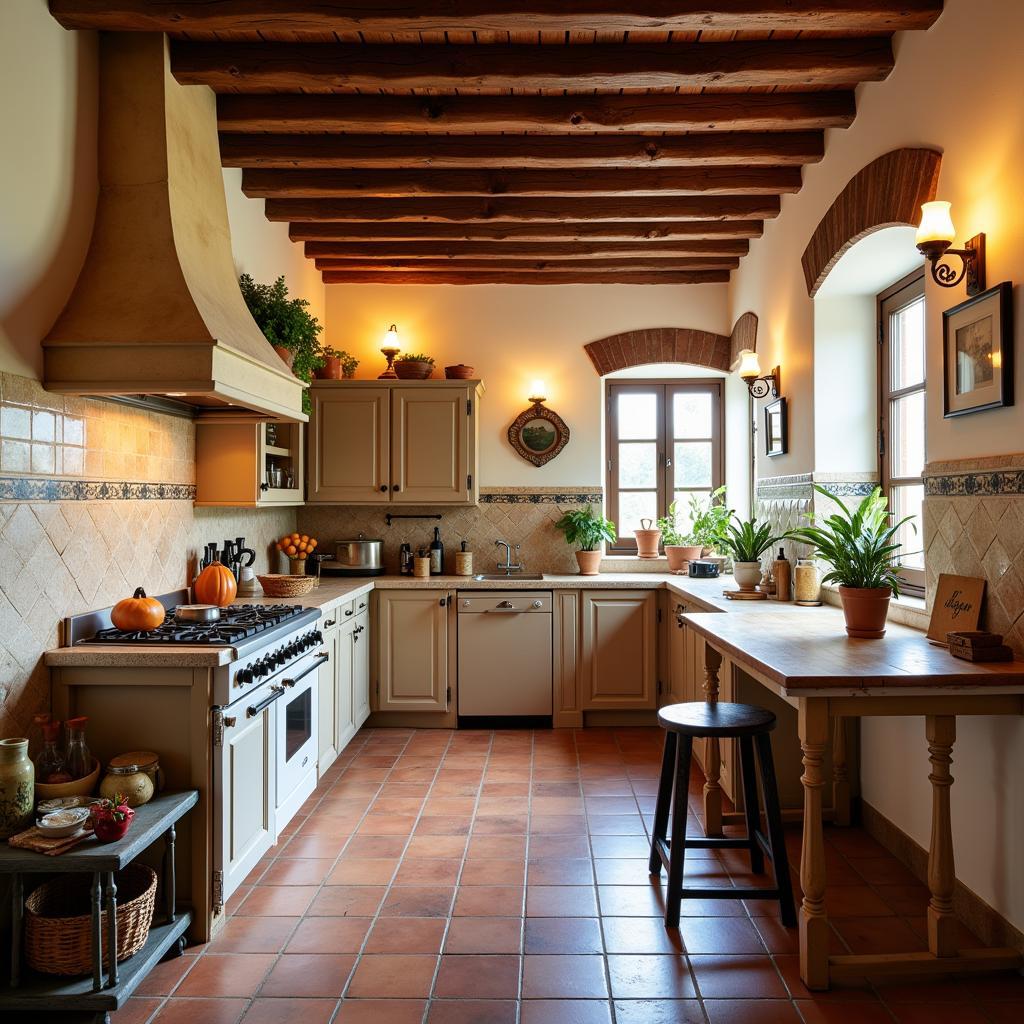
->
[208,917,300,954]
[340,835,408,859]
[133,952,197,995]
[445,916,523,954]
[596,884,666,917]
[528,835,592,859]
[327,858,399,885]
[364,916,448,953]
[110,998,163,1024]
[381,885,456,917]
[241,997,337,1024]
[521,1002,613,1024]
[751,915,800,954]
[473,815,529,835]
[886,1004,991,1024]
[285,916,371,954]
[260,953,356,997]
[607,953,697,999]
[678,916,767,954]
[236,886,318,917]
[528,858,595,885]
[426,999,518,1024]
[466,836,527,860]
[416,814,474,835]
[356,813,418,835]
[522,953,609,998]
[460,859,527,886]
[453,885,524,917]
[831,916,927,955]
[530,814,588,835]
[405,834,469,858]
[394,857,462,886]
[524,916,603,954]
[772,955,876,1002]
[525,885,598,917]
[433,954,521,998]
[979,1003,1024,1024]
[601,917,684,955]
[334,999,428,1024]
[964,971,1024,1000]
[258,859,334,886]
[689,954,788,999]
[346,954,439,998]
[593,858,653,885]
[152,998,247,1024]
[825,885,896,919]
[307,885,386,917]
[175,953,275,997]
[587,814,647,835]
[703,999,804,1023]
[614,1000,706,1024]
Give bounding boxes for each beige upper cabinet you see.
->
[580,590,657,709]
[375,590,450,713]
[195,420,304,508]
[308,381,482,505]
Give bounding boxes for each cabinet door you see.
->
[391,387,471,504]
[580,591,657,709]
[669,599,689,705]
[336,620,356,752]
[317,619,339,773]
[377,591,449,711]
[309,387,390,503]
[352,610,371,728]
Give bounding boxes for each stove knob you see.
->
[236,666,253,685]
[313,630,324,644]
[286,642,300,658]
[254,658,268,678]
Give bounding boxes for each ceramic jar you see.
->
[100,751,160,808]
[0,738,35,839]
[732,560,763,591]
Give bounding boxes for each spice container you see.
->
[100,751,160,807]
[413,552,431,578]
[455,541,473,577]
[794,558,822,606]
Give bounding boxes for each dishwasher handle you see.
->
[485,599,546,613]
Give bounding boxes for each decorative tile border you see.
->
[756,473,813,500]
[0,476,196,501]
[479,487,602,505]
[925,471,1024,497]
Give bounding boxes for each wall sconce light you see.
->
[915,201,987,295]
[528,379,547,405]
[378,323,401,379]
[737,349,780,399]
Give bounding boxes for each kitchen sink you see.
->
[472,573,546,581]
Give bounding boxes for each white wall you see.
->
[324,282,731,487]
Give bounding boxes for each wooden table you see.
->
[681,609,1024,991]
[0,791,198,1023]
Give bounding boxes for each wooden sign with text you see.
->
[927,574,986,645]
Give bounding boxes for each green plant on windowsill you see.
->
[555,506,617,576]
[656,502,695,547]
[687,485,732,553]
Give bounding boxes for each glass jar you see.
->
[0,738,35,839]
[27,712,51,762]
[100,751,160,808]
[65,716,93,781]
[794,558,823,606]
[34,719,71,784]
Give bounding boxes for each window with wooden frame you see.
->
[878,269,926,596]
[605,379,724,556]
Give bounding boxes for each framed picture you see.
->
[507,403,570,467]
[942,281,1014,417]
[764,397,787,457]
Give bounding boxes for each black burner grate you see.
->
[80,604,305,646]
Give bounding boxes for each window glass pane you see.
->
[674,441,713,488]
[673,391,713,438]
[672,491,712,536]
[890,391,925,479]
[617,392,657,440]
[892,484,924,570]
[617,491,658,539]
[618,443,657,488]
[891,295,926,390]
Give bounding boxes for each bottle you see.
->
[772,547,792,602]
[65,716,93,781]
[399,543,413,577]
[27,711,51,762]
[429,527,445,575]
[35,720,72,784]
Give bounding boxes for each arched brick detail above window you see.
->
[801,147,942,297]
[584,313,758,376]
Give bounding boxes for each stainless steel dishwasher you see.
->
[457,592,553,717]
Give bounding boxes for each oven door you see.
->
[276,649,326,827]
[212,679,282,913]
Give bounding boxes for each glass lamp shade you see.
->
[737,349,762,380]
[382,323,400,348]
[916,201,956,248]
[529,379,547,402]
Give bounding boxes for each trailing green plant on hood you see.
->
[718,515,783,563]
[555,506,617,552]
[787,486,915,597]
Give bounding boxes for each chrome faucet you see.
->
[495,539,523,575]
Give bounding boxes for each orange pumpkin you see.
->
[111,588,166,632]
[194,561,237,607]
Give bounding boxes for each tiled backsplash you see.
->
[0,373,295,738]
[297,488,602,576]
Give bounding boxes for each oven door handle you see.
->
[247,685,285,718]
[280,652,329,688]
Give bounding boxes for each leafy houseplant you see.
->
[787,485,914,638]
[656,502,703,572]
[688,486,732,554]
[718,516,783,591]
[239,274,323,413]
[555,507,617,576]
[394,352,435,380]
[317,345,359,380]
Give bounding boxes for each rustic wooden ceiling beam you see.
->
[220,131,823,170]
[51,1,944,35]
[320,270,732,285]
[289,220,764,242]
[266,196,780,223]
[172,39,894,92]
[218,92,857,134]
[242,167,801,200]
[304,239,749,260]
[313,257,740,273]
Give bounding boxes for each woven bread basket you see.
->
[25,863,157,975]
[257,573,316,597]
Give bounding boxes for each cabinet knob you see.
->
[392,484,401,492]
[260,483,269,492]
[379,484,388,492]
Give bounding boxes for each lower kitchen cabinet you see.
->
[375,590,451,712]
[352,607,371,725]
[317,600,372,775]
[580,590,657,709]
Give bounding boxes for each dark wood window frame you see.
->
[878,268,926,597]
[605,378,725,556]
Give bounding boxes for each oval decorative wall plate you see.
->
[508,402,570,467]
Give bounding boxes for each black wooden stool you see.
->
[649,701,797,929]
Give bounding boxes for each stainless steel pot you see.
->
[175,604,221,623]
[329,536,384,576]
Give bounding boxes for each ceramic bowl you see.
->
[37,806,91,837]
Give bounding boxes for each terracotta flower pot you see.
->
[732,560,762,591]
[394,360,434,380]
[318,355,342,379]
[634,520,662,559]
[575,550,602,576]
[272,345,294,370]
[838,585,892,639]
[665,545,703,572]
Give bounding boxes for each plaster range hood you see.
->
[43,33,305,422]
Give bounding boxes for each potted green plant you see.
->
[239,274,323,413]
[787,485,914,638]
[657,502,703,571]
[688,486,732,557]
[316,346,359,380]
[394,352,435,380]
[718,515,783,591]
[554,506,617,575]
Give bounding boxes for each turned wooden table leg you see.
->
[799,698,830,990]
[832,716,851,827]
[702,646,723,838]
[926,714,958,957]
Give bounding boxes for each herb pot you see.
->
[575,550,602,576]
[272,345,294,370]
[732,560,763,591]
[665,545,703,572]
[394,359,433,380]
[634,519,662,560]
[319,355,342,379]
[838,586,892,639]
[0,738,34,839]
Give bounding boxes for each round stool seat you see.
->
[658,701,776,737]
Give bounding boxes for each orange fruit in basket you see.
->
[309,539,318,549]
[300,534,309,543]
[285,545,297,557]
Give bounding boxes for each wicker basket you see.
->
[257,573,316,597]
[25,863,157,975]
